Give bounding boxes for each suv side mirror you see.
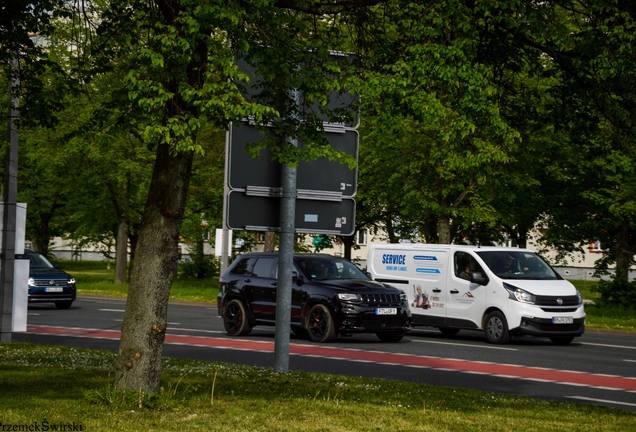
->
[292,271,304,286]
[470,271,489,286]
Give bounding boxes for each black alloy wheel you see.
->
[306,304,337,343]
[223,299,252,336]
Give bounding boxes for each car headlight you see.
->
[337,293,361,302]
[400,291,408,303]
[68,278,76,285]
[28,278,35,286]
[503,282,535,304]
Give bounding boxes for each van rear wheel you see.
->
[485,311,510,344]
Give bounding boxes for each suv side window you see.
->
[230,257,257,276]
[252,258,275,278]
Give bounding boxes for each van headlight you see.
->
[576,289,582,305]
[503,283,535,304]
[337,293,361,302]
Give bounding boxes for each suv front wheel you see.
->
[306,304,337,343]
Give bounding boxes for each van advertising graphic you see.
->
[416,268,441,274]
[455,291,476,304]
[381,253,407,272]
[411,285,430,309]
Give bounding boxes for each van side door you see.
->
[446,251,488,329]
[408,251,448,327]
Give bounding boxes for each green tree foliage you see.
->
[355,1,523,244]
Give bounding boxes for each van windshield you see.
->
[475,251,560,280]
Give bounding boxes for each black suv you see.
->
[218,253,412,343]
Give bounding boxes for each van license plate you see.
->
[552,317,573,324]
[45,287,63,293]
[376,308,397,315]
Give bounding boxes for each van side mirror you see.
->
[470,271,489,286]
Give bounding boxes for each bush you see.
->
[593,276,636,307]
[178,255,219,279]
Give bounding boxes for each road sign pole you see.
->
[220,128,231,274]
[1,57,19,342]
[274,157,297,372]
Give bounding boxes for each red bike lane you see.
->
[27,324,636,393]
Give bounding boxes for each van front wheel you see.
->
[485,311,510,344]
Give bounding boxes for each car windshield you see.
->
[476,251,560,280]
[297,257,368,281]
[27,252,55,270]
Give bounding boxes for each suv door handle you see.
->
[270,282,277,287]
[432,288,441,293]
[450,289,459,294]
[244,279,252,283]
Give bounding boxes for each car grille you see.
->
[534,295,580,307]
[360,293,401,306]
[31,279,69,287]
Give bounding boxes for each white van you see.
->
[367,244,585,344]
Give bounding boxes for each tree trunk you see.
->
[341,235,354,261]
[263,231,276,252]
[113,143,194,392]
[114,177,129,284]
[437,215,451,244]
[615,219,632,281]
[114,216,129,284]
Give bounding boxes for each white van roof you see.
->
[368,244,533,253]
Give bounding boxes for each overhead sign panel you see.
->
[227,191,356,236]
[228,121,358,197]
[236,56,359,128]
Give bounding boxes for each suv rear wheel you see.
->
[223,299,252,336]
[306,304,337,343]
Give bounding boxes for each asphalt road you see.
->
[13,295,636,412]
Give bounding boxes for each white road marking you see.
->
[566,396,636,408]
[624,359,636,363]
[168,328,224,334]
[411,339,517,351]
[99,309,125,312]
[582,342,636,350]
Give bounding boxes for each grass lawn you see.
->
[0,343,634,431]
[56,259,220,303]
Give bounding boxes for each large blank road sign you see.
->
[228,122,358,197]
[236,57,359,129]
[227,191,355,235]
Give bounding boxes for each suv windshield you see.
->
[476,251,560,280]
[27,252,56,270]
[296,257,368,281]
